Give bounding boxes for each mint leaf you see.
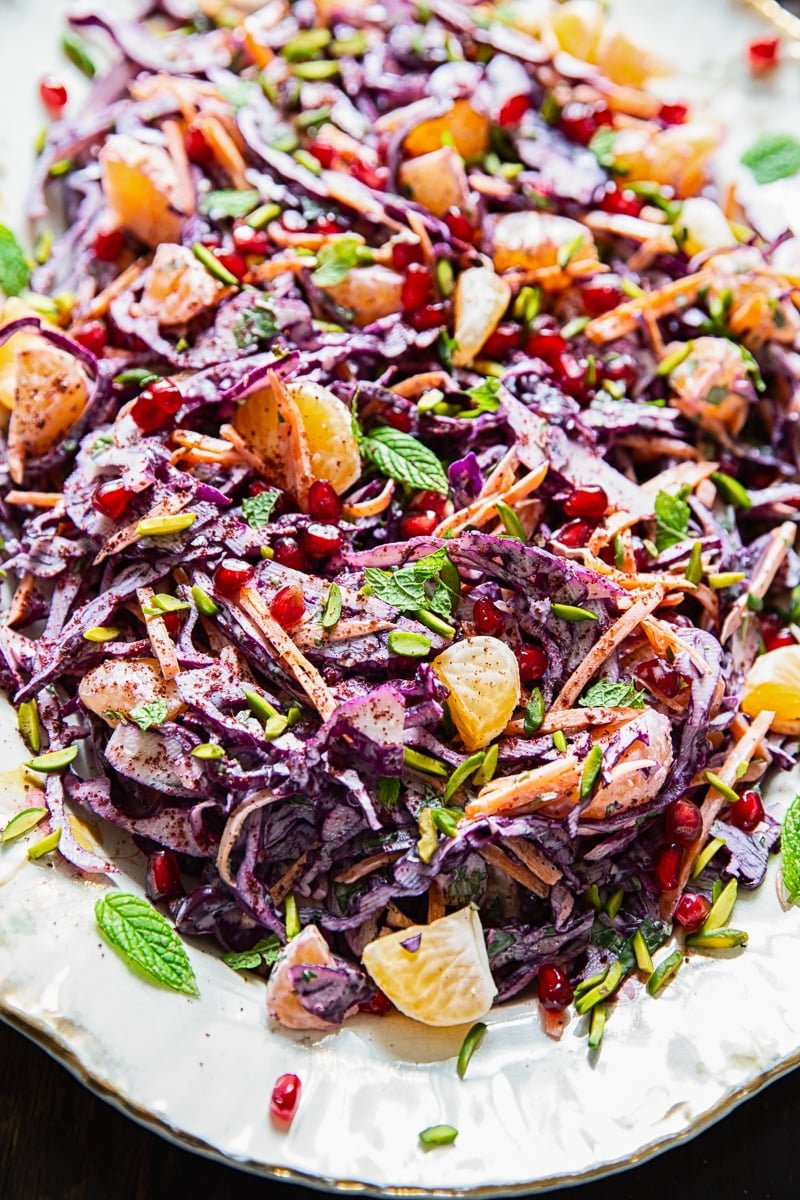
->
[361,426,448,494]
[654,488,690,552]
[0,226,29,296]
[589,128,617,169]
[376,777,401,808]
[781,793,800,905]
[222,934,281,972]
[311,234,366,286]
[365,549,455,614]
[234,299,279,348]
[579,677,646,709]
[199,188,260,218]
[129,698,169,731]
[463,375,502,416]
[95,892,199,996]
[741,133,800,185]
[241,488,280,528]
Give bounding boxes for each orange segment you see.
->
[741,644,800,735]
[432,636,521,751]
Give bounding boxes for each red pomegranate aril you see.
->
[674,892,710,932]
[391,240,424,271]
[93,226,124,263]
[558,102,612,146]
[273,537,309,572]
[557,519,594,549]
[314,215,342,236]
[214,558,255,595]
[307,140,337,168]
[308,479,342,522]
[92,479,134,520]
[401,263,433,312]
[400,511,438,538]
[215,251,247,281]
[563,485,608,520]
[482,322,522,358]
[603,352,638,389]
[525,328,567,366]
[130,378,183,433]
[270,584,305,628]
[517,644,547,683]
[184,125,214,167]
[659,102,688,125]
[538,963,573,1010]
[636,658,681,698]
[73,320,107,357]
[271,1073,301,1123]
[232,225,270,255]
[409,302,449,332]
[729,789,764,833]
[350,159,388,190]
[556,354,593,401]
[302,522,342,558]
[162,609,183,636]
[444,206,475,243]
[473,598,504,636]
[581,277,623,316]
[359,988,393,1015]
[40,76,68,112]
[146,849,184,903]
[598,183,643,219]
[411,489,448,518]
[497,93,530,127]
[748,36,780,72]
[760,612,795,651]
[664,797,703,847]
[655,844,683,892]
[382,408,413,433]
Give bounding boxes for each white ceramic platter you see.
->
[2,0,800,1193]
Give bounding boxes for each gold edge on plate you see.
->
[3,1000,800,1198]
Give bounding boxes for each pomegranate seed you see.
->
[391,240,424,271]
[748,36,780,72]
[525,328,567,366]
[482,322,522,358]
[538,963,573,1010]
[761,612,795,651]
[308,479,342,522]
[557,519,594,549]
[162,609,183,636]
[473,598,504,635]
[273,537,309,572]
[215,251,247,281]
[307,140,337,168]
[555,354,594,402]
[130,377,183,434]
[270,584,305,628]
[497,93,530,127]
[444,207,475,243]
[401,263,433,312]
[563,486,608,520]
[674,892,710,932]
[214,558,254,596]
[654,844,683,892]
[382,409,413,433]
[146,849,184,902]
[93,227,124,263]
[558,102,612,147]
[359,989,393,1015]
[581,277,623,317]
[409,302,449,332]
[598,183,643,219]
[603,353,638,390]
[199,232,222,249]
[664,798,703,846]
[517,644,547,682]
[185,126,214,167]
[270,1073,302,1124]
[400,512,438,538]
[729,789,764,832]
[73,320,107,357]
[635,658,681,699]
[232,225,270,255]
[302,522,342,558]
[659,102,688,125]
[39,76,68,113]
[92,479,134,520]
[350,159,388,190]
[411,490,448,518]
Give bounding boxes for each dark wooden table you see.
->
[1,1020,797,1200]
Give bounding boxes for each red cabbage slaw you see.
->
[1,0,797,1039]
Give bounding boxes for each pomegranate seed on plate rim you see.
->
[538,963,573,1010]
[40,77,68,112]
[270,1073,302,1124]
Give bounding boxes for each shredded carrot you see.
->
[434,462,548,537]
[250,254,318,283]
[77,257,148,322]
[238,586,337,719]
[504,836,562,885]
[163,118,196,216]
[343,478,395,520]
[614,435,700,462]
[481,843,550,898]
[505,705,638,738]
[584,269,713,345]
[426,881,446,922]
[385,902,415,929]
[405,207,435,262]
[5,572,35,628]
[94,494,192,565]
[294,616,395,648]
[195,116,248,189]
[466,756,580,821]
[584,211,675,247]
[641,459,719,497]
[721,521,796,643]
[270,846,318,904]
[137,586,180,681]
[219,422,272,477]
[266,223,365,252]
[4,490,63,508]
[390,371,452,399]
[334,849,405,886]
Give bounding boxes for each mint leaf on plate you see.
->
[0,226,29,296]
[781,793,800,905]
[95,892,199,996]
[361,427,449,494]
[741,133,800,185]
[222,935,282,972]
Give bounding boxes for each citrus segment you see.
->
[741,644,800,734]
[432,636,521,751]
